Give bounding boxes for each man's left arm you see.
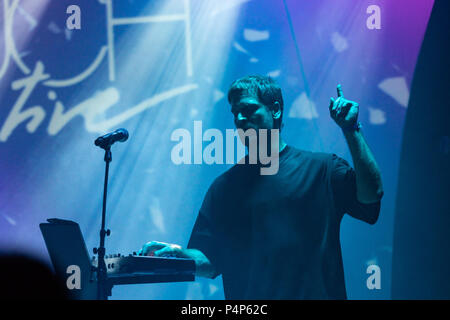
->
[329,84,384,204]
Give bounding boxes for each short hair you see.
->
[227,75,284,130]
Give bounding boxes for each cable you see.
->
[282,0,325,152]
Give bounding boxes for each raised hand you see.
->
[329,84,359,131]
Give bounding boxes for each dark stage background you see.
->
[0,0,434,299]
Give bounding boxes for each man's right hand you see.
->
[137,241,217,278]
[138,241,186,258]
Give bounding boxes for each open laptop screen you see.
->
[40,218,96,299]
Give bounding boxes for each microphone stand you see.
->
[92,128,129,300]
[93,146,113,300]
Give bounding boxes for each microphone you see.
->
[95,128,129,149]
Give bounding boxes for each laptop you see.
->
[40,218,97,300]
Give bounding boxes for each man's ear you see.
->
[272,101,281,119]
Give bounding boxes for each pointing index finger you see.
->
[337,84,344,98]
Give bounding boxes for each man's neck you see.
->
[245,137,287,154]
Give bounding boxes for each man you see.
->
[139,76,383,299]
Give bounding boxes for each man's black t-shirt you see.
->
[187,145,380,299]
